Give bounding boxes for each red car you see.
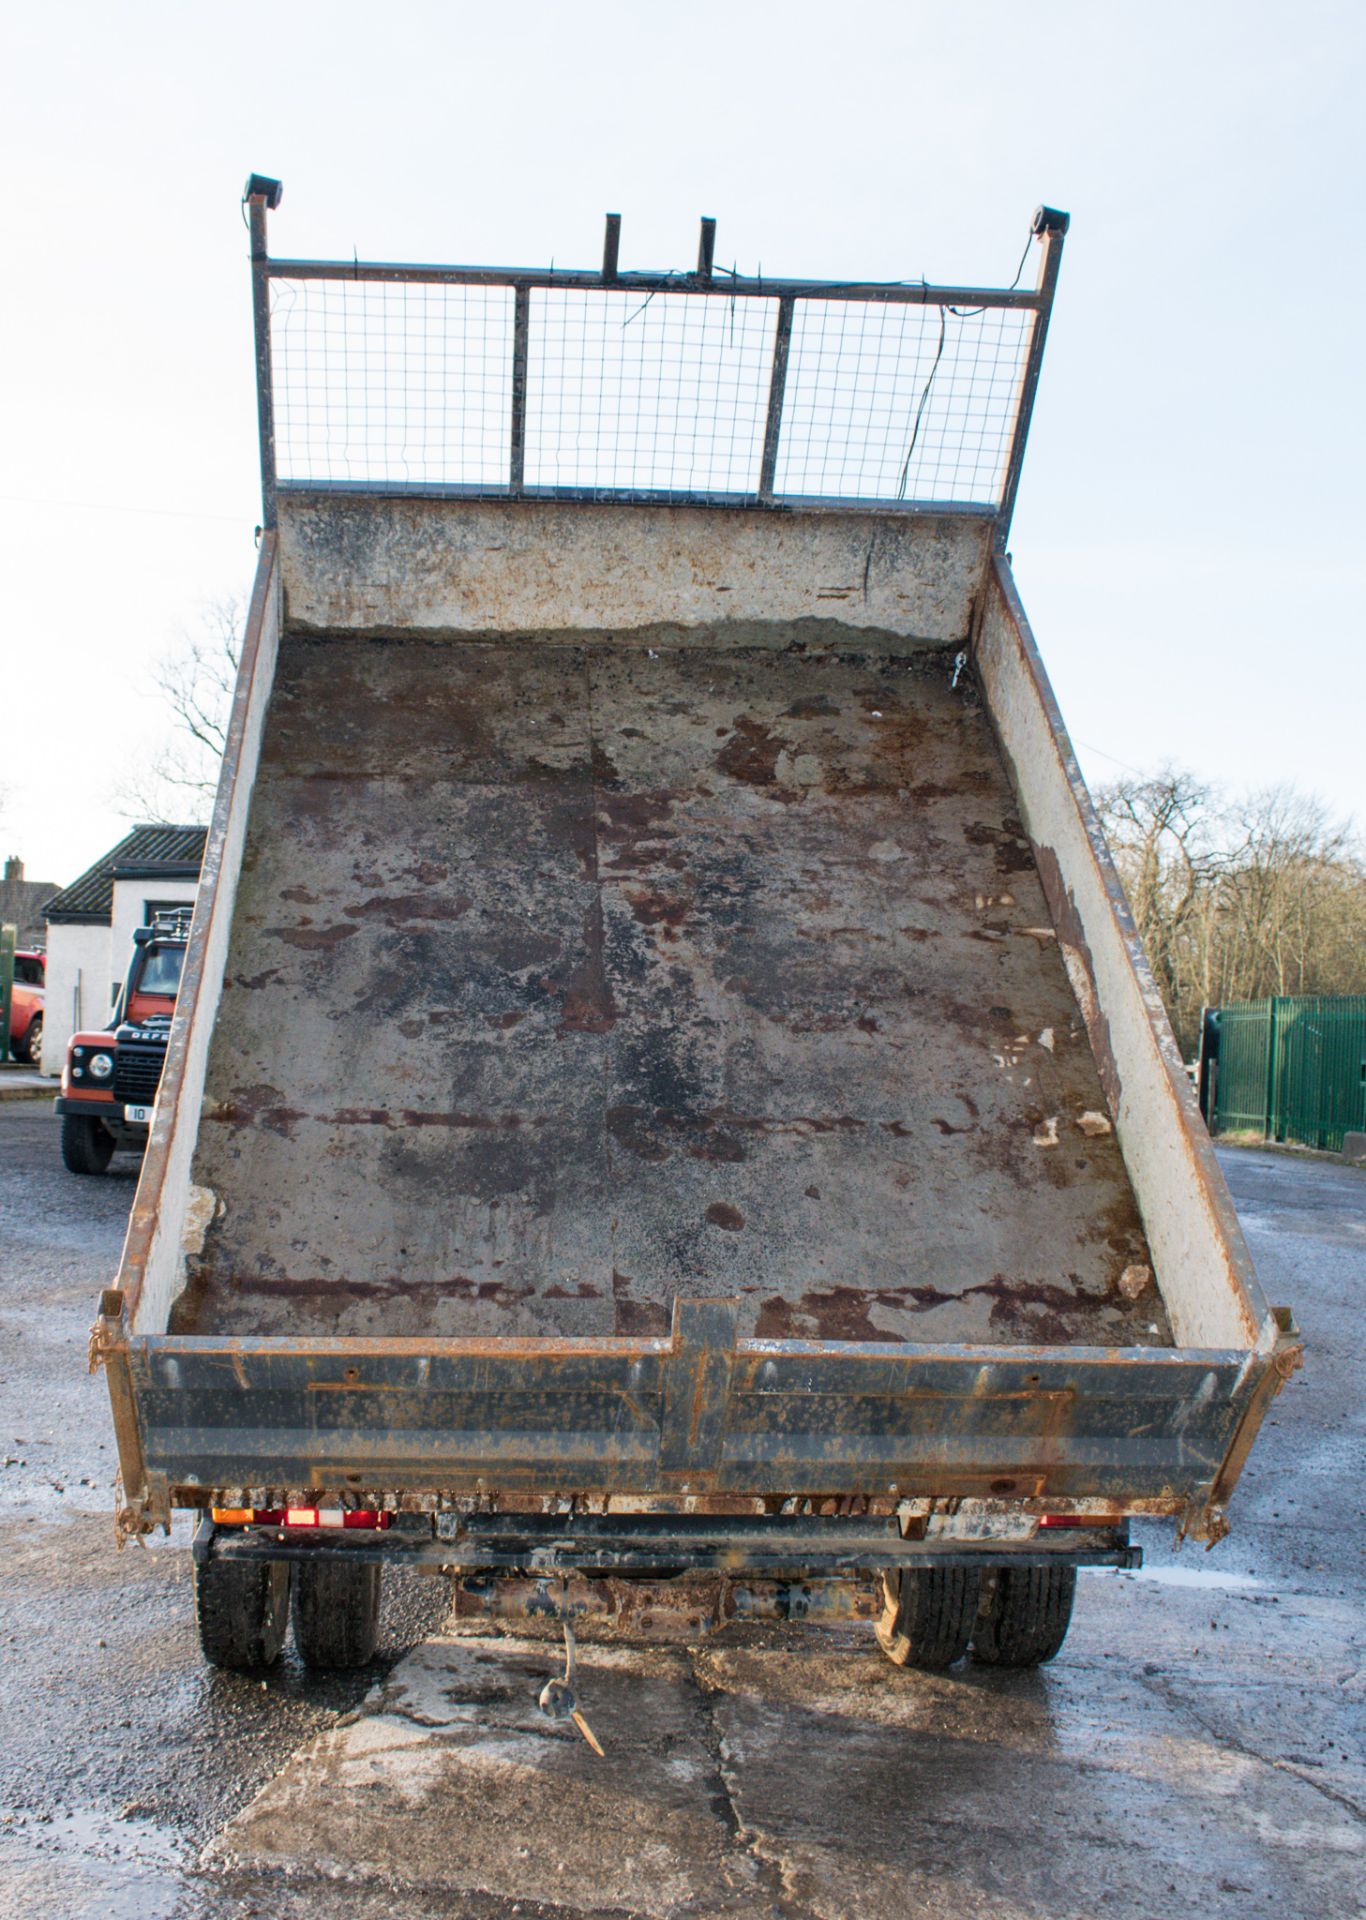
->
[8,949,44,1068]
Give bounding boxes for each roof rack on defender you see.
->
[135,906,195,944]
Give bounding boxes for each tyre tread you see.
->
[972,1565,1076,1667]
[876,1566,979,1669]
[195,1556,291,1670]
[292,1559,381,1669]
[61,1114,114,1175]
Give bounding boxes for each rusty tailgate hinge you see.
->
[88,1287,127,1375]
[87,1289,172,1542]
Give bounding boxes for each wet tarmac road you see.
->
[0,1103,1362,1918]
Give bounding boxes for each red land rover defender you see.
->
[56,908,190,1174]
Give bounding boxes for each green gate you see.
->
[1211,995,1366,1152]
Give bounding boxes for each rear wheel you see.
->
[972,1565,1076,1668]
[195,1553,292,1670]
[875,1566,979,1669]
[61,1113,115,1175]
[292,1558,382,1669]
[21,1016,42,1068]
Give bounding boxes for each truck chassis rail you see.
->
[195,1510,1139,1574]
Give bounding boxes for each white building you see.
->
[41,825,206,1075]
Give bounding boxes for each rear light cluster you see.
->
[211,1507,391,1529]
[1038,1513,1124,1529]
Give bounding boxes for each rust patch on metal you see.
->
[705,1203,746,1232]
[612,1270,670,1336]
[325,1109,539,1131]
[233,967,283,991]
[624,888,690,937]
[203,1084,307,1140]
[558,898,618,1033]
[716,715,788,788]
[343,892,473,923]
[266,923,358,951]
[756,1283,956,1340]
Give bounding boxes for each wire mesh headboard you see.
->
[244,183,1068,536]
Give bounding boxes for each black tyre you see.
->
[195,1553,292,1670]
[21,1016,42,1069]
[972,1565,1076,1668]
[875,1566,979,1669]
[292,1558,382,1669]
[61,1113,115,1175]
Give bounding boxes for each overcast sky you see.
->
[2,1,1362,886]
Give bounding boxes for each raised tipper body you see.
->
[91,184,1299,1675]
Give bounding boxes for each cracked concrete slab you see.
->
[701,1586,1365,1919]
[201,1565,1364,1920]
[204,1636,761,1916]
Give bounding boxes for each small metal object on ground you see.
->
[538,1617,605,1756]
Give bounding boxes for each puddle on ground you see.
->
[1106,1564,1264,1592]
[45,1807,184,1867]
[1,1806,189,1920]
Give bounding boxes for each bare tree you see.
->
[1094,767,1225,1044]
[1217,787,1358,1002]
[1097,770,1366,1056]
[112,598,243,825]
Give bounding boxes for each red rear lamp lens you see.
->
[211,1508,389,1529]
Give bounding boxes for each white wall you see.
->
[41,921,112,1074]
[109,878,198,1003]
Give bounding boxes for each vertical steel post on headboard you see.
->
[759,296,795,502]
[245,175,282,532]
[995,206,1069,549]
[510,285,531,495]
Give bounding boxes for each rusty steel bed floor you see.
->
[171,630,1169,1349]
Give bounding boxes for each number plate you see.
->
[124,1104,154,1125]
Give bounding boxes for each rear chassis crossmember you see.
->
[195,1509,1139,1574]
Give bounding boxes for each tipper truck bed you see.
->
[93,185,1299,1678]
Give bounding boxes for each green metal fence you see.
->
[1210,995,1366,1152]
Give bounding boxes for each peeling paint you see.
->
[180,1185,219,1258]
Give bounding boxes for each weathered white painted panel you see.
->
[976,558,1268,1353]
[278,496,991,647]
[121,542,282,1336]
